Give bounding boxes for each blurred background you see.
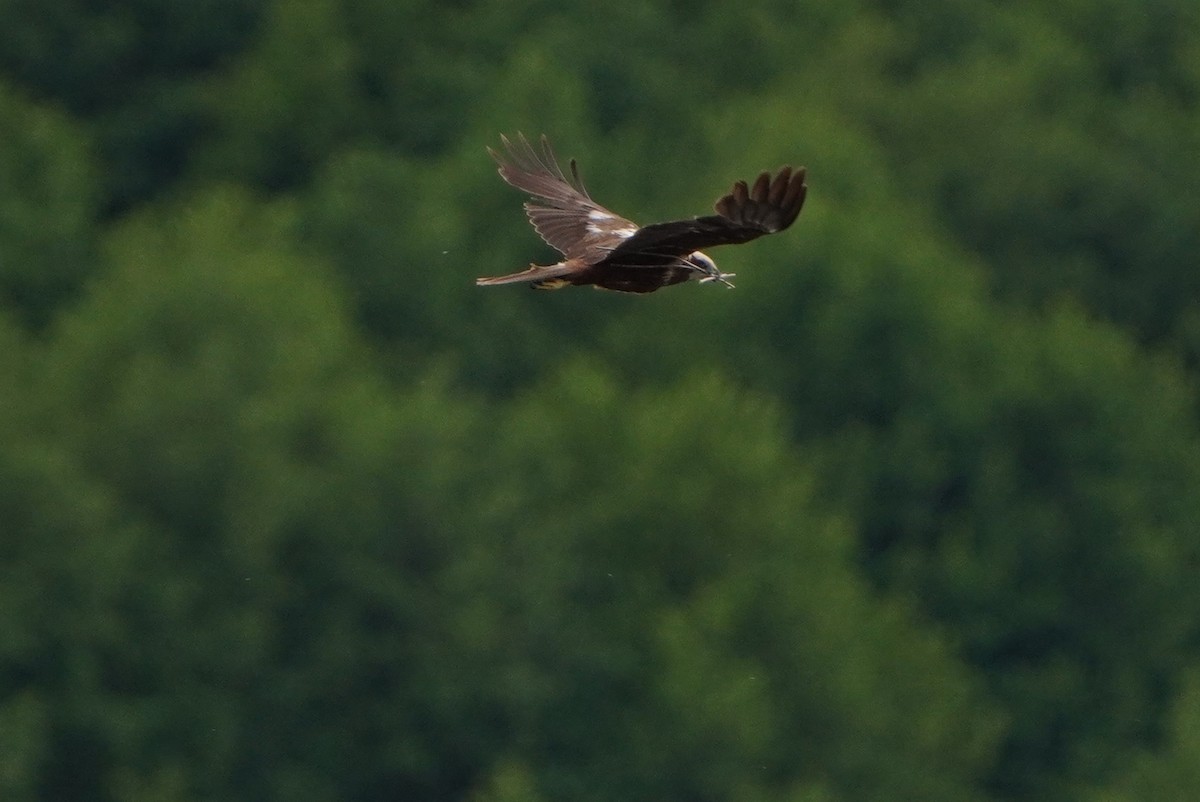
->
[2,1,1199,800]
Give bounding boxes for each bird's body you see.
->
[477,134,807,294]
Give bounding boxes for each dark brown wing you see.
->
[602,166,807,265]
[490,134,639,261]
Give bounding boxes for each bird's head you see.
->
[686,251,736,289]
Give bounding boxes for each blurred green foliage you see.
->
[2,1,1199,800]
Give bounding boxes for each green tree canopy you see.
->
[3,1,1200,800]
[0,81,98,327]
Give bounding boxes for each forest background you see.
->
[2,1,1199,800]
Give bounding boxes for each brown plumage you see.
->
[477,134,807,293]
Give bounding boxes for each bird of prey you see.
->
[476,134,807,293]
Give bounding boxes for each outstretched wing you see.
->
[603,166,807,264]
[490,134,639,261]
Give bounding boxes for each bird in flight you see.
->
[477,134,807,293]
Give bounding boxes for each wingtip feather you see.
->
[767,166,793,205]
[750,171,771,201]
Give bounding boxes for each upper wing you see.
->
[603,166,807,264]
[490,134,638,260]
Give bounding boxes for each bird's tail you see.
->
[476,262,580,289]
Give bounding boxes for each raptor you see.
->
[477,134,807,293]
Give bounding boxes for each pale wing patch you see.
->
[586,209,638,239]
